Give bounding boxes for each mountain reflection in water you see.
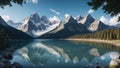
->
[11,40,120,68]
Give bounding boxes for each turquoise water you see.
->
[10,39,120,68]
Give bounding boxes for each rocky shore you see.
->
[0,48,22,68]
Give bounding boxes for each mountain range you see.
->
[0,12,114,39]
[39,14,111,39]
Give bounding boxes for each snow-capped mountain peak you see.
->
[49,16,61,23]
[20,13,60,37]
[65,13,71,18]
[76,15,82,21]
[64,15,75,24]
[30,12,40,19]
[79,14,95,27]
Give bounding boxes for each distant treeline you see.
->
[72,28,120,40]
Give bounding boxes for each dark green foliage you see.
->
[88,0,120,21]
[0,27,9,50]
[72,28,120,40]
[0,0,25,8]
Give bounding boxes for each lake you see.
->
[9,39,120,68]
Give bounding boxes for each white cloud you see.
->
[88,9,94,14]
[100,16,109,24]
[49,16,60,23]
[50,9,60,15]
[100,14,120,26]
[65,13,70,18]
[0,13,10,22]
[32,0,39,4]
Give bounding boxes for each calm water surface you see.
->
[10,39,120,68]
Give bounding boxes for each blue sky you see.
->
[0,0,119,25]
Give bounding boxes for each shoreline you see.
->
[66,39,120,47]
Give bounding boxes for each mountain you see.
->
[76,15,83,23]
[78,14,95,27]
[0,16,33,39]
[88,20,110,32]
[7,20,22,29]
[20,13,60,37]
[39,15,90,39]
[76,14,111,32]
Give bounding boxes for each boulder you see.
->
[109,58,120,68]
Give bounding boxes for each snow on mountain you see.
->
[20,13,60,37]
[7,20,22,29]
[65,13,71,18]
[49,16,61,23]
[33,22,60,36]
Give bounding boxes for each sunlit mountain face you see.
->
[11,40,120,68]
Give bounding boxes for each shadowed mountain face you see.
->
[0,16,33,39]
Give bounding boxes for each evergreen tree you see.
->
[88,0,120,21]
[0,0,25,8]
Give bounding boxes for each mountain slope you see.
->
[88,20,110,32]
[0,16,33,39]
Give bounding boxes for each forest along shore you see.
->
[67,39,120,47]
